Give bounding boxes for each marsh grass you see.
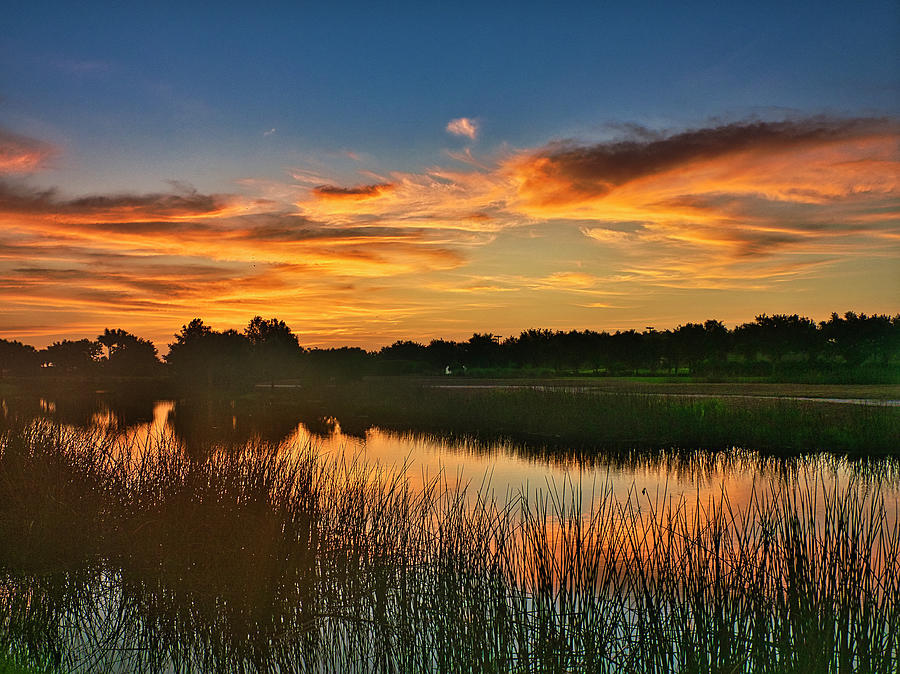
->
[0,422,898,672]
[294,383,900,455]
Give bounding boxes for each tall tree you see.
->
[0,339,41,378]
[42,339,102,374]
[244,316,304,384]
[97,328,160,375]
[464,333,501,368]
[166,319,249,387]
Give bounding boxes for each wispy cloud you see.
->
[0,179,244,220]
[0,175,466,346]
[0,128,57,173]
[446,117,479,140]
[1,116,897,346]
[299,117,898,281]
[312,182,394,200]
[502,117,899,286]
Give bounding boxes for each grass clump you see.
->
[293,382,900,455]
[0,422,897,672]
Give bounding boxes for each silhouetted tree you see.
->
[244,316,304,384]
[424,339,463,372]
[0,339,41,378]
[3,309,897,385]
[703,319,730,370]
[556,330,594,372]
[607,330,643,374]
[759,314,818,363]
[98,328,126,360]
[166,319,250,388]
[583,330,613,374]
[820,312,899,366]
[509,330,558,369]
[97,328,160,375]
[464,333,501,368]
[381,341,425,360]
[166,319,213,381]
[379,341,429,374]
[42,339,102,374]
[671,323,707,374]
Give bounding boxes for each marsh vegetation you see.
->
[0,403,898,672]
[290,381,900,456]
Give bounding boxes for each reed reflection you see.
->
[3,391,898,506]
[0,418,896,672]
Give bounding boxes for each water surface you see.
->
[5,392,897,513]
[2,390,898,672]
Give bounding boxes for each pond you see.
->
[5,391,898,511]
[1,389,898,673]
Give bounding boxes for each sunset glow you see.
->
[2,2,897,348]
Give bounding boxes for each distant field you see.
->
[278,380,900,456]
[405,376,900,402]
[3,373,898,401]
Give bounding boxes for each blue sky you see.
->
[1,1,897,346]
[5,1,896,191]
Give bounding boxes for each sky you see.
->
[1,1,898,349]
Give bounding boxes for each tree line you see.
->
[1,312,898,384]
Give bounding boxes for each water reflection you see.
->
[1,392,898,672]
[3,391,898,514]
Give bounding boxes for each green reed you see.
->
[293,382,900,455]
[0,421,897,672]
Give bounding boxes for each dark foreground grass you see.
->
[0,422,898,673]
[290,382,900,455]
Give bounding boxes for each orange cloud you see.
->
[506,117,897,207]
[312,182,394,200]
[1,116,897,348]
[0,174,472,347]
[294,117,898,292]
[446,117,478,140]
[0,129,57,173]
[297,166,516,231]
[537,271,603,290]
[500,117,899,287]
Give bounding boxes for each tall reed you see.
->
[0,421,897,672]
[289,382,900,455]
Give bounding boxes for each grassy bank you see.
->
[285,382,900,455]
[1,422,898,672]
[407,376,900,400]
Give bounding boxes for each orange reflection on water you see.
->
[21,398,897,531]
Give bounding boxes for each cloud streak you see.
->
[1,116,897,347]
[0,175,469,346]
[312,183,394,200]
[507,117,896,205]
[446,117,479,140]
[0,129,57,174]
[501,117,899,286]
[298,117,897,282]
[0,180,241,219]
